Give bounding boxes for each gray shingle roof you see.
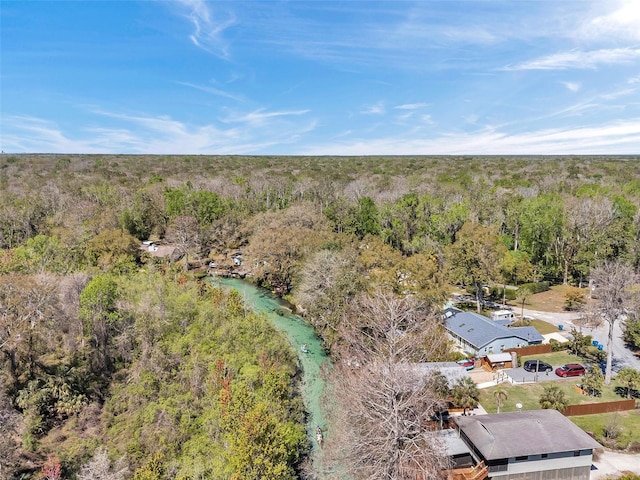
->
[444,308,542,349]
[455,410,602,459]
[411,362,471,388]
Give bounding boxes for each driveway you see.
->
[591,450,640,478]
[521,307,640,372]
[502,364,594,385]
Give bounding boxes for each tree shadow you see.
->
[613,386,640,399]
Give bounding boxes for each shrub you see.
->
[564,287,586,311]
[549,338,566,352]
[603,414,623,440]
[490,286,517,301]
[519,281,550,294]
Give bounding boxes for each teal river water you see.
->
[211,277,330,449]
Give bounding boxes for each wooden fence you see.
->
[504,344,553,357]
[563,399,636,416]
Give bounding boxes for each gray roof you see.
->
[509,326,544,344]
[455,410,602,459]
[438,428,472,457]
[412,362,471,388]
[444,308,542,349]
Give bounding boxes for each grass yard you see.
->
[571,411,640,450]
[511,284,591,313]
[480,381,626,415]
[527,319,559,335]
[518,351,586,367]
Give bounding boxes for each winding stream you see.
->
[211,277,330,450]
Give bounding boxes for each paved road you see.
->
[521,307,640,372]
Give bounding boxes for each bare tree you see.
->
[590,260,639,385]
[321,290,450,480]
[77,447,128,480]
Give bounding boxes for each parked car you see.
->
[555,363,586,377]
[523,360,553,373]
[457,358,475,370]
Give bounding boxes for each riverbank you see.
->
[211,277,330,451]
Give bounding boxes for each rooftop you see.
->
[455,410,602,459]
[444,308,543,349]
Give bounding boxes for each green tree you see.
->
[500,250,534,286]
[515,285,534,321]
[85,229,140,272]
[616,368,640,399]
[452,377,480,416]
[493,387,508,414]
[581,365,604,397]
[353,196,380,239]
[538,384,568,412]
[11,234,72,274]
[624,314,640,351]
[79,275,123,376]
[519,194,564,278]
[446,222,506,313]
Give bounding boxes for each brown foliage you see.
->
[321,290,450,479]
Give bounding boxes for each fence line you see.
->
[563,399,636,416]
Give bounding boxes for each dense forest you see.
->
[1,154,640,479]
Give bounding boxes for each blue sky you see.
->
[1,0,640,155]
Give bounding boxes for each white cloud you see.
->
[301,119,640,156]
[1,107,316,155]
[578,0,640,43]
[224,109,310,126]
[361,102,385,115]
[394,103,429,110]
[503,48,640,71]
[562,82,581,93]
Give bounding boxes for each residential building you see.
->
[453,410,602,480]
[444,308,543,357]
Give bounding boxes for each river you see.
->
[211,277,330,451]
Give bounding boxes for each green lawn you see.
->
[480,381,625,415]
[571,411,640,449]
[518,351,585,367]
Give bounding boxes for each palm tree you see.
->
[538,384,568,412]
[493,387,508,413]
[452,377,480,416]
[616,368,640,399]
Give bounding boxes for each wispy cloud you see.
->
[176,81,244,102]
[173,0,236,58]
[502,48,640,71]
[302,119,640,156]
[361,102,385,115]
[223,109,310,126]
[0,116,105,153]
[394,103,428,110]
[1,107,316,155]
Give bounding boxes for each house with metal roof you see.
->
[453,410,602,479]
[443,308,543,357]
